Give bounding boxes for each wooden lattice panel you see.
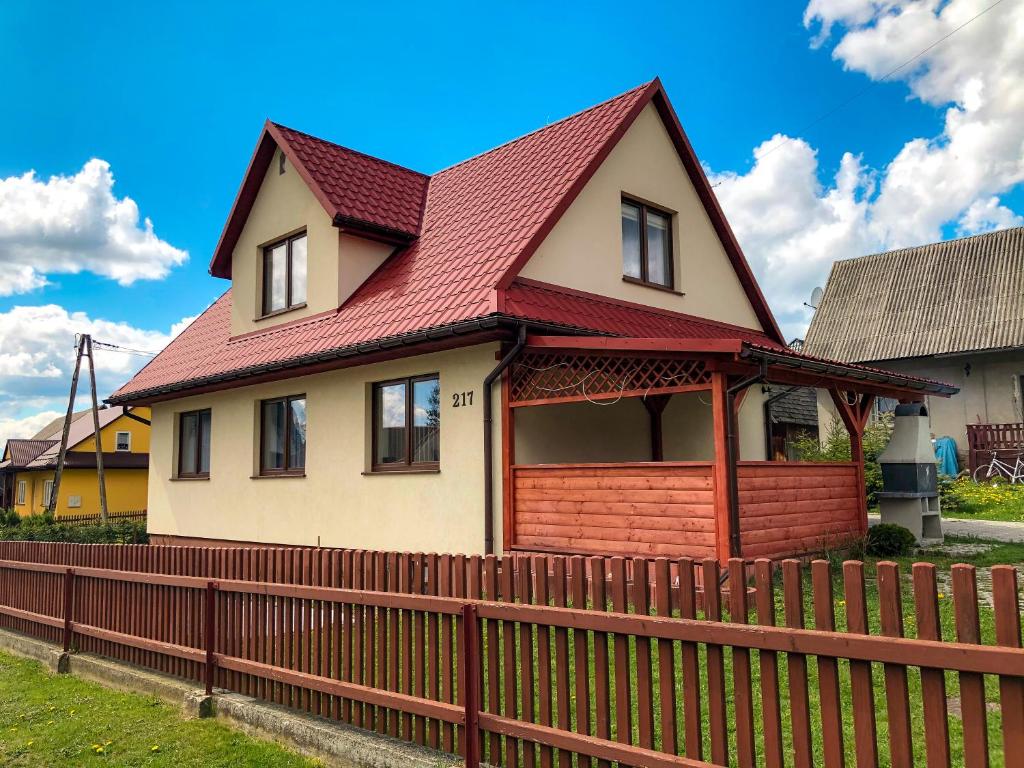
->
[510,351,711,404]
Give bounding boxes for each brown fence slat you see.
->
[653,558,678,756]
[610,556,633,753]
[811,560,845,768]
[952,563,989,768]
[753,559,783,768]
[911,562,951,768]
[500,555,518,768]
[992,565,1024,760]
[632,558,654,752]
[728,559,756,768]
[535,555,554,768]
[517,556,538,767]
[551,556,572,768]
[702,558,728,766]
[589,555,612,768]
[877,561,913,768]
[782,559,813,768]
[677,557,702,761]
[843,560,879,768]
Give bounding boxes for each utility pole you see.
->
[49,336,85,516]
[85,335,109,523]
[49,334,108,523]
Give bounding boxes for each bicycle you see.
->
[973,449,1024,483]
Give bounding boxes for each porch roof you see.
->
[522,335,958,398]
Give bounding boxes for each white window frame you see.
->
[115,431,131,452]
[16,480,26,506]
[42,479,54,507]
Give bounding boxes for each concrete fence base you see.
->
[0,628,462,768]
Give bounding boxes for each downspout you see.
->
[726,359,768,558]
[483,324,528,555]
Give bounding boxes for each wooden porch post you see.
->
[711,372,732,562]
[642,395,671,462]
[829,390,876,535]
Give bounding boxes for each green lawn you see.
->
[0,651,317,767]
[940,477,1024,522]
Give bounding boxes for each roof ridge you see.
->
[838,225,1024,265]
[432,80,656,176]
[270,121,430,179]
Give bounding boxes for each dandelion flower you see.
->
[151,745,161,753]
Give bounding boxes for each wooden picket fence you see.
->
[0,541,1022,766]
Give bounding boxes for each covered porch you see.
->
[501,336,955,562]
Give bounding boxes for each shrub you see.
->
[0,514,147,544]
[865,523,916,557]
[792,413,894,506]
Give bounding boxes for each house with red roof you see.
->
[111,79,955,561]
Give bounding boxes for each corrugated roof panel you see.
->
[804,227,1024,362]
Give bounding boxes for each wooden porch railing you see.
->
[737,461,862,559]
[1,548,1022,766]
[510,462,716,558]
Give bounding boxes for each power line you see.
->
[713,0,1009,183]
[90,339,157,358]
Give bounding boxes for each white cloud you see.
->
[714,0,1024,338]
[0,305,191,448]
[0,159,187,296]
[0,410,64,448]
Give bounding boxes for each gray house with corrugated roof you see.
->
[804,227,1024,466]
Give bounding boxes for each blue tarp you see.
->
[934,436,959,476]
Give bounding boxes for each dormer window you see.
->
[621,197,673,289]
[262,232,307,317]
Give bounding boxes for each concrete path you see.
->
[868,513,1024,543]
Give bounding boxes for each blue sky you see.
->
[1,0,1021,439]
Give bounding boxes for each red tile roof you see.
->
[269,123,429,237]
[504,278,783,347]
[114,80,788,402]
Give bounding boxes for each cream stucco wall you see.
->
[520,103,763,330]
[148,343,502,554]
[230,149,340,336]
[515,388,766,464]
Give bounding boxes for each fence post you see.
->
[205,581,216,695]
[461,603,480,768]
[62,568,75,653]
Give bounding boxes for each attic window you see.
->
[621,197,673,289]
[115,431,131,452]
[261,232,307,316]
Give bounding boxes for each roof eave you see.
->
[739,344,959,397]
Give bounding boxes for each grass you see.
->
[0,650,318,767]
[940,477,1024,522]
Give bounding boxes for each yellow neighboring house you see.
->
[0,406,151,517]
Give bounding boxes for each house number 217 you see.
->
[452,391,474,407]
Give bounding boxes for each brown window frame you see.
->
[371,374,440,473]
[259,395,306,476]
[260,231,307,318]
[177,409,211,479]
[621,196,675,289]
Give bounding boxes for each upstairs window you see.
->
[621,198,673,289]
[372,375,440,471]
[262,232,307,316]
[115,431,131,452]
[178,409,212,478]
[260,395,306,475]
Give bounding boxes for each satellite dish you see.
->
[806,286,824,311]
